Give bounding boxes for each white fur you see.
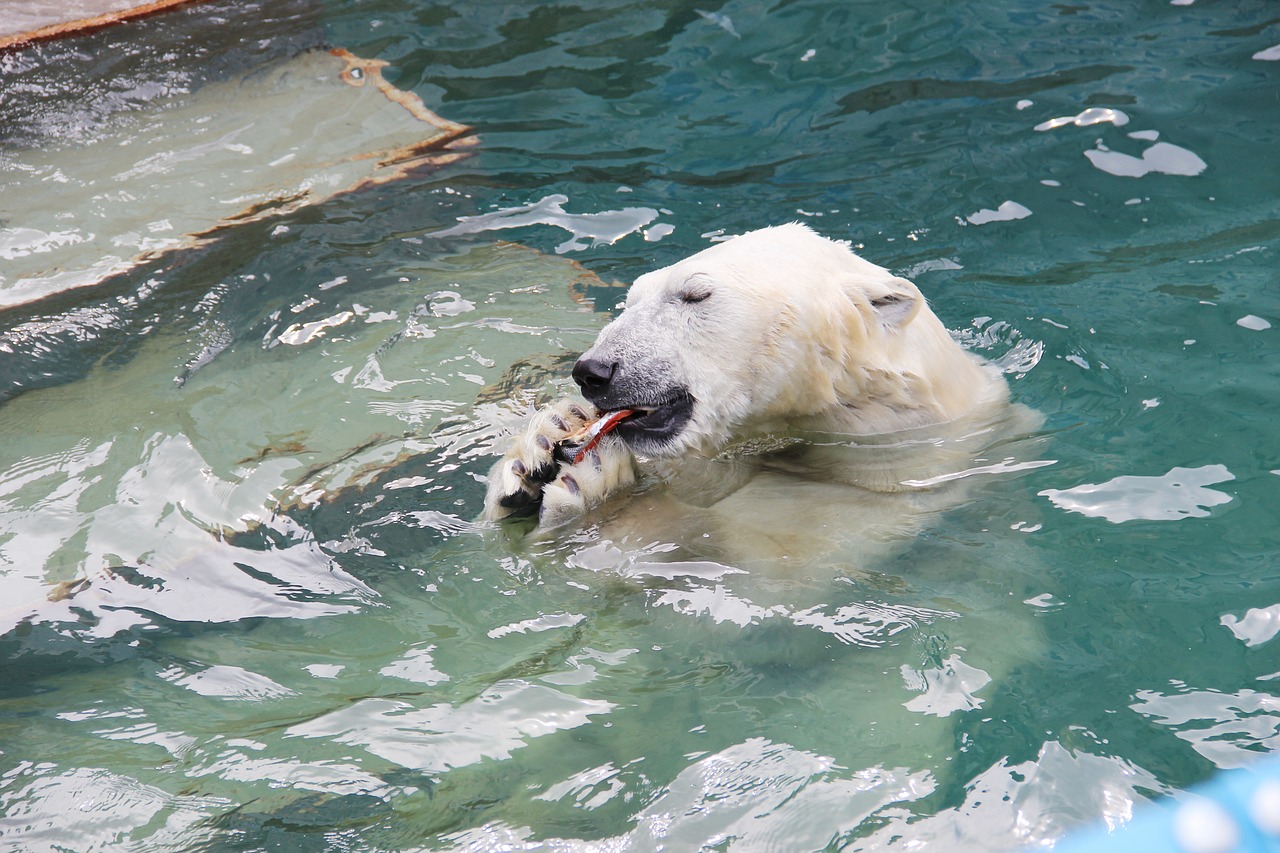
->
[586,223,1006,455]
[483,223,1013,528]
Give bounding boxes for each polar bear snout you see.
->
[571,355,617,396]
[570,350,696,457]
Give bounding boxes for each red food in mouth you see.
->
[570,408,636,463]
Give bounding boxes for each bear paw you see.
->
[483,399,636,527]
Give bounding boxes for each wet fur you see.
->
[483,223,1015,530]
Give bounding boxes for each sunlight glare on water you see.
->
[430,194,669,253]
[1,0,1279,850]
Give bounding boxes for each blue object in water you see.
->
[1053,759,1280,853]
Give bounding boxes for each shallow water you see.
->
[2,0,1280,850]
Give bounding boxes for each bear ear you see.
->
[862,276,923,330]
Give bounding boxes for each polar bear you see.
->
[478,224,1046,810]
[482,223,1019,543]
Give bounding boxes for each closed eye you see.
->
[676,273,714,304]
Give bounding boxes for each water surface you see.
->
[2,1,1279,850]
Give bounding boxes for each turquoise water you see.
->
[3,1,1280,850]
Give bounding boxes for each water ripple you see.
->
[286,680,614,773]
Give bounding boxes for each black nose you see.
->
[572,356,616,396]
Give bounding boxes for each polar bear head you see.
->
[573,224,1001,457]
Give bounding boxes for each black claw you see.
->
[529,460,559,484]
[536,434,553,452]
[550,414,568,431]
[511,459,528,477]
[569,403,589,420]
[560,473,580,496]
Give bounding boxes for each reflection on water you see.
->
[1034,106,1130,131]
[431,194,669,254]
[966,200,1034,225]
[2,0,1280,850]
[1133,686,1280,770]
[1039,464,1236,523]
[1084,139,1208,179]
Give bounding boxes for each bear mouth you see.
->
[603,389,695,454]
